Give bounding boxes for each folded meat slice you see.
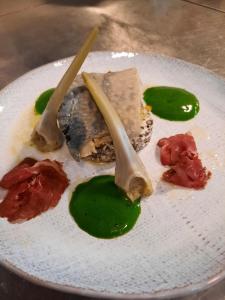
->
[157,133,211,189]
[158,133,197,166]
[0,158,69,223]
[0,158,37,189]
[58,68,152,162]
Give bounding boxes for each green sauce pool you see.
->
[35,88,55,114]
[70,175,141,239]
[144,86,199,121]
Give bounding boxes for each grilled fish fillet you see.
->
[57,68,153,162]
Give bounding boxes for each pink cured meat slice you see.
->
[0,158,69,222]
[157,133,211,189]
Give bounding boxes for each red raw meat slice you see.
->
[158,133,211,189]
[0,158,69,223]
[0,158,37,189]
[157,133,197,166]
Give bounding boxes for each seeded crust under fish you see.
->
[84,106,153,162]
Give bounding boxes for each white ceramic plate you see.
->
[0,52,225,299]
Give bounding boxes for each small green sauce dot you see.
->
[35,88,55,115]
[70,175,141,239]
[144,86,200,121]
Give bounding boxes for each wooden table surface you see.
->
[0,0,225,299]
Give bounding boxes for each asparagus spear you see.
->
[82,72,153,201]
[32,26,99,152]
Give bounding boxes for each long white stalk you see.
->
[82,72,153,201]
[32,26,99,152]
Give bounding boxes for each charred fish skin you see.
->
[58,87,86,160]
[62,117,86,161]
[58,85,107,161]
[57,69,153,162]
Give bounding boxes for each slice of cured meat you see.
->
[0,158,37,189]
[0,158,69,223]
[157,133,211,189]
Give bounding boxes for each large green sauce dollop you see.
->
[144,86,199,121]
[70,175,141,239]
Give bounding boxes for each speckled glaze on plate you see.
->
[0,52,225,299]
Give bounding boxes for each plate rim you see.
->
[1,258,225,299]
[0,51,225,299]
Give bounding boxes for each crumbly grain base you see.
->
[83,107,153,163]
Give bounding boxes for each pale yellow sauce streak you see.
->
[10,106,40,158]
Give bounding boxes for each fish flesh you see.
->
[57,68,153,162]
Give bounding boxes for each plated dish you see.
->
[0,51,225,299]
